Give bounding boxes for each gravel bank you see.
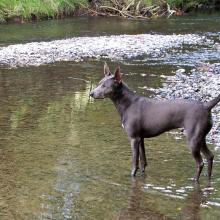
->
[155,63,220,148]
[0,34,211,68]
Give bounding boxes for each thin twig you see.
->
[100,5,132,18]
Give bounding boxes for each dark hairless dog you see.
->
[90,63,220,182]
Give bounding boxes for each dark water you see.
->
[0,15,220,45]
[0,16,220,220]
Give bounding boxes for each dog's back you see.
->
[123,96,211,138]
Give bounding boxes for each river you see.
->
[0,15,220,219]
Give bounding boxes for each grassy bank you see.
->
[0,0,88,22]
[0,0,219,23]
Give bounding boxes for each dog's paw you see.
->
[131,168,138,177]
[130,172,136,177]
[140,168,145,176]
[192,176,200,183]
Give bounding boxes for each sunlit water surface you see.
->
[0,15,220,220]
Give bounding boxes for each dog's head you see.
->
[90,63,122,99]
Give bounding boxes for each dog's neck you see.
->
[110,82,136,119]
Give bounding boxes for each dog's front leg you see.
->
[139,138,147,175]
[130,138,140,176]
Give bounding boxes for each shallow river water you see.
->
[0,15,220,220]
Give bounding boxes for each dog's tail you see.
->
[204,94,220,111]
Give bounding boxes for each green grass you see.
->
[0,0,88,22]
[0,0,218,22]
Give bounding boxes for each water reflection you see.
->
[178,184,203,220]
[117,178,174,220]
[0,143,17,219]
[0,61,220,219]
[1,13,220,219]
[117,179,215,220]
[1,16,220,45]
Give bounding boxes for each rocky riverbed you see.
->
[0,34,211,68]
[0,32,219,147]
[154,63,220,148]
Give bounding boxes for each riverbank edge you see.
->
[0,1,219,24]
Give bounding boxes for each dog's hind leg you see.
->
[201,140,214,181]
[130,138,140,176]
[139,138,147,175]
[187,130,204,182]
[190,142,204,182]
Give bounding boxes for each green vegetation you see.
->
[0,0,88,22]
[167,0,217,10]
[0,0,218,23]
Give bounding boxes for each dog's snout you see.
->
[90,91,94,97]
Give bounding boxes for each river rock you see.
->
[0,34,212,68]
[156,63,220,148]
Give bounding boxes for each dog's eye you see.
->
[101,84,106,88]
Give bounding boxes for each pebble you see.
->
[0,34,212,67]
[156,63,220,147]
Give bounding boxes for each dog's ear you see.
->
[114,66,122,83]
[104,62,111,76]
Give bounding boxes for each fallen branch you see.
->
[167,3,176,18]
[123,0,135,11]
[87,0,174,19]
[135,0,142,15]
[79,3,106,16]
[100,5,136,18]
